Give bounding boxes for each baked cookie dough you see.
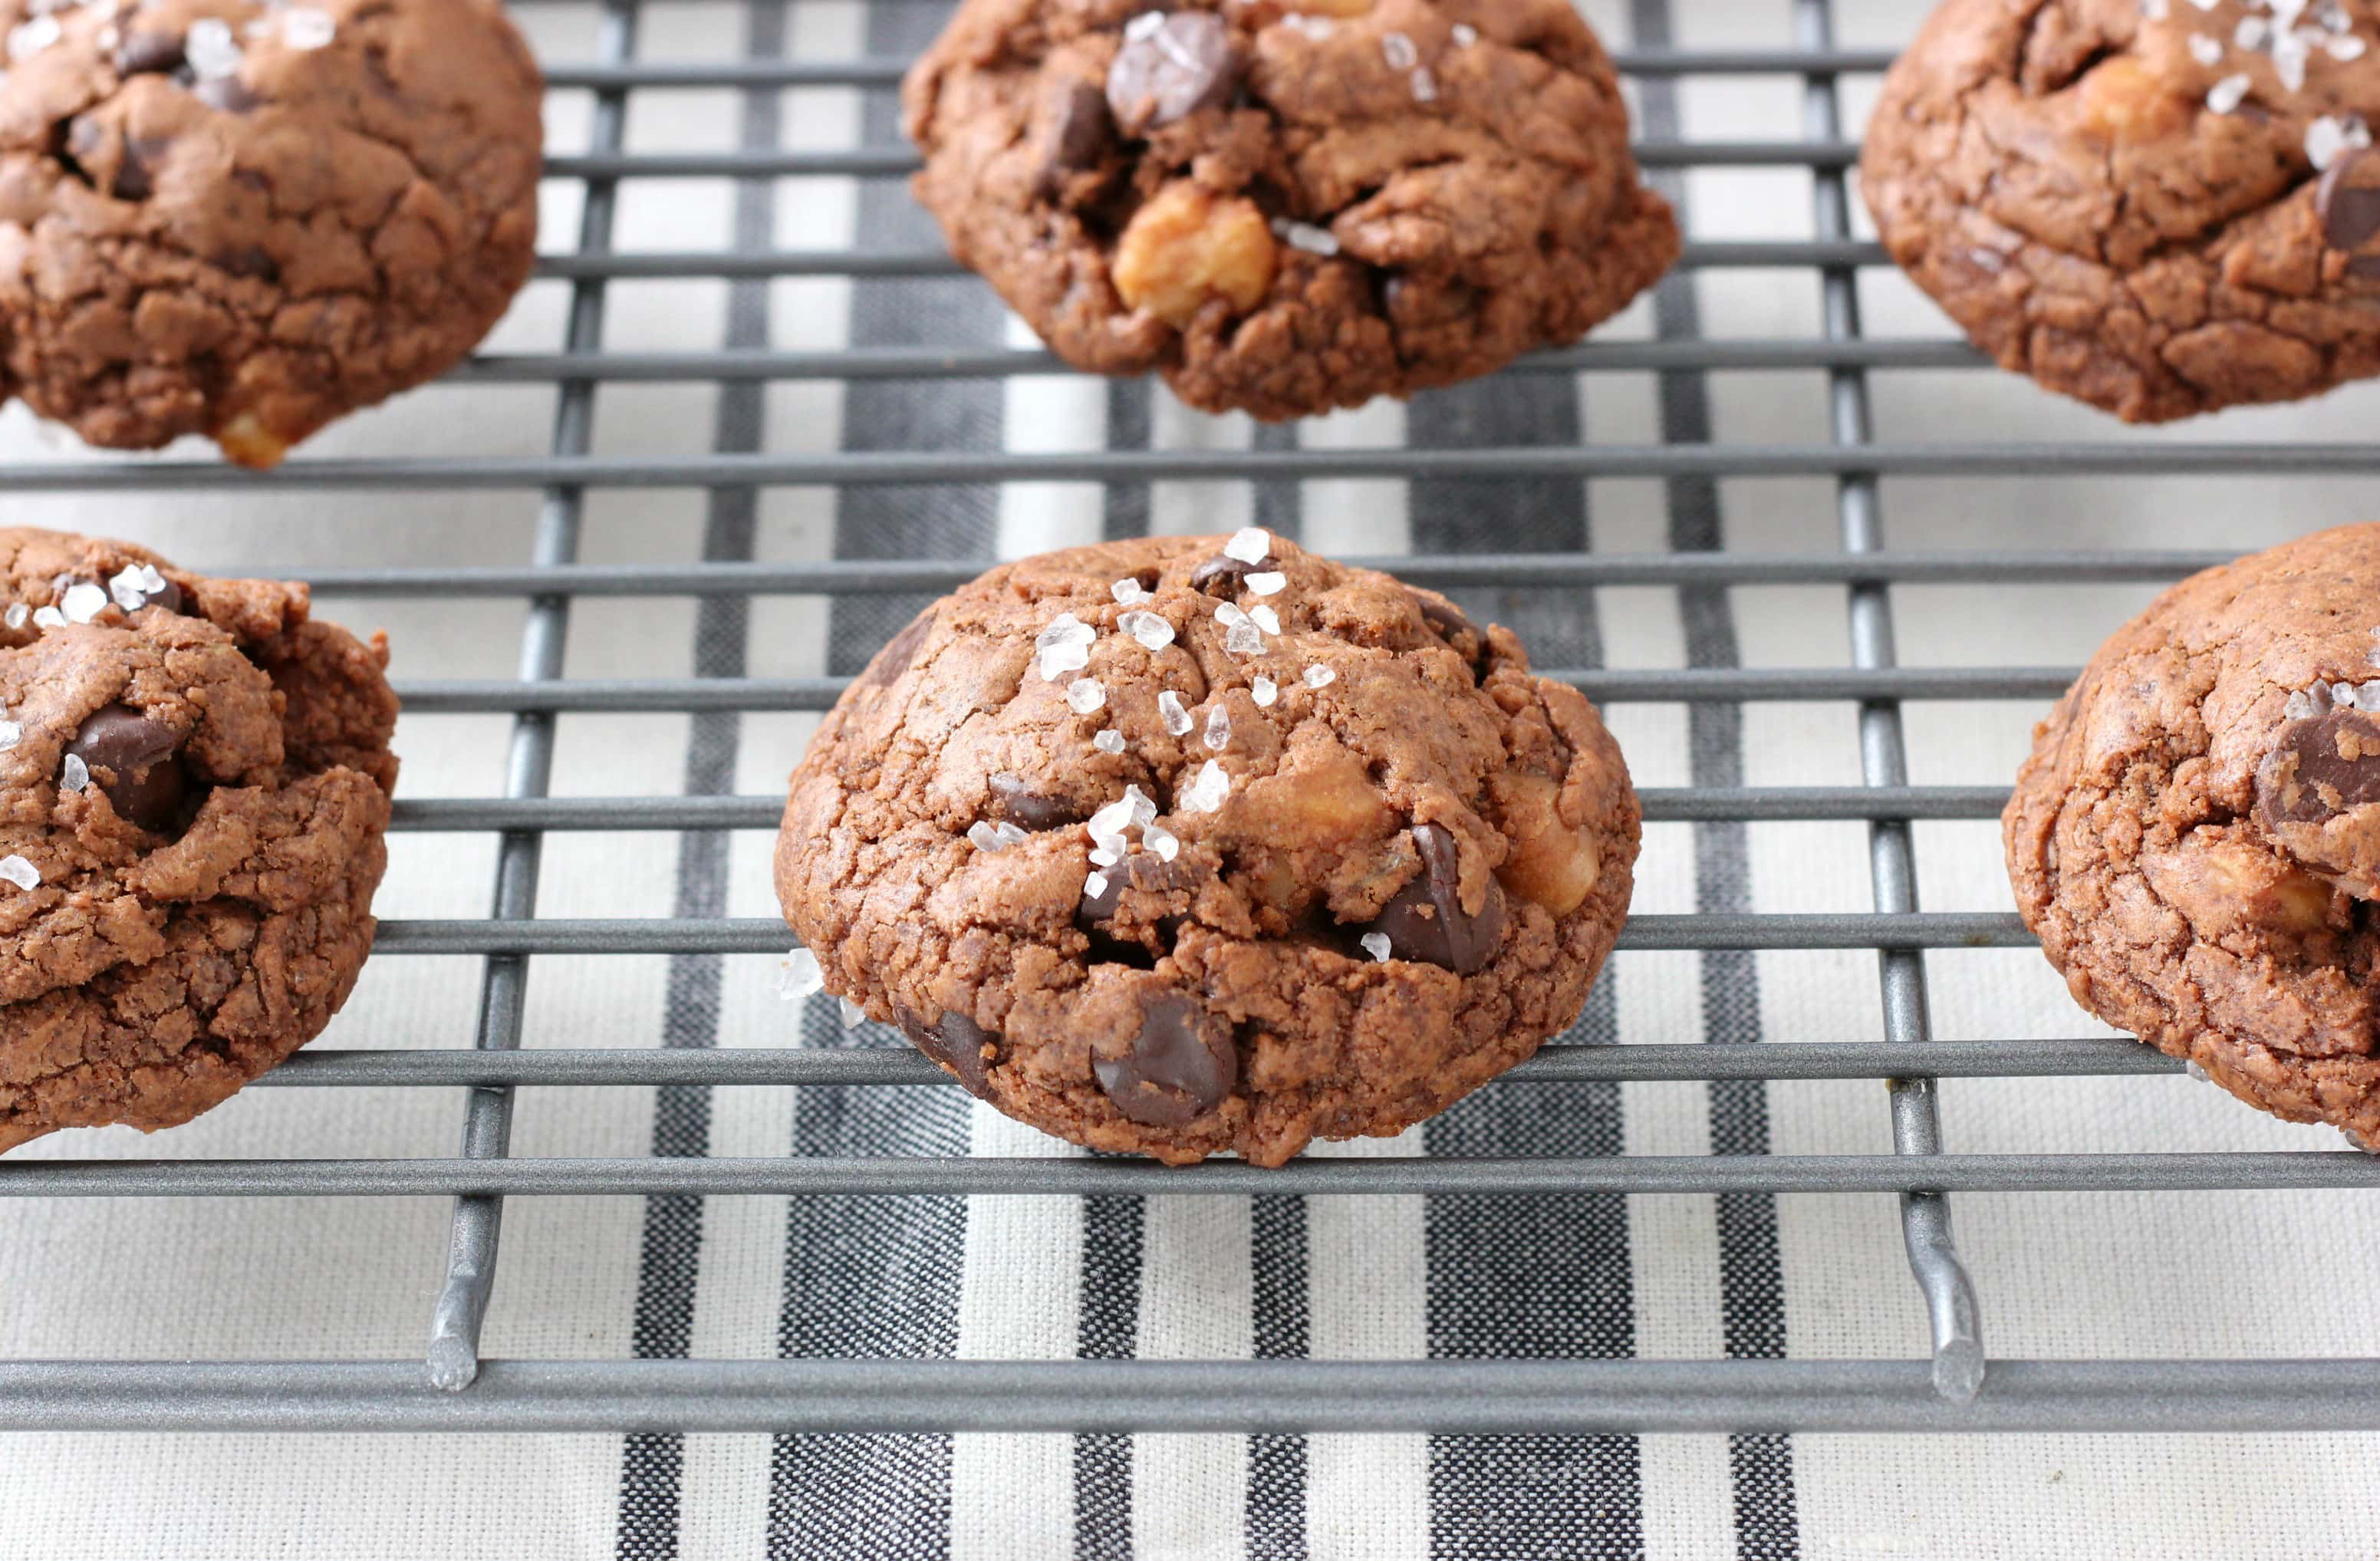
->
[775,531,1639,1165]
[1864,0,2380,421]
[902,0,1679,420]
[0,0,543,465]
[2006,523,2380,1144]
[0,527,397,1151]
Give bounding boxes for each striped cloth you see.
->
[5,0,2380,1556]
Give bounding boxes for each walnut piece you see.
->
[2076,56,2188,145]
[1493,770,1601,916]
[1112,183,1276,328]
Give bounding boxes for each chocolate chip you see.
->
[1412,591,1477,644]
[112,136,170,202]
[140,577,184,614]
[193,76,263,114]
[1095,990,1235,1125]
[2349,255,2380,280]
[1366,823,1506,975]
[989,772,1080,830]
[896,1004,996,1099]
[114,31,186,76]
[1190,551,1274,596]
[1048,81,1113,176]
[217,245,278,282]
[67,703,186,832]
[1106,12,1242,137]
[855,608,934,691]
[2319,147,2380,250]
[2259,708,2380,827]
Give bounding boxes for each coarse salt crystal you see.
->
[968,820,1011,852]
[281,5,334,48]
[31,608,63,631]
[1284,12,1335,38]
[60,754,87,792]
[107,565,151,612]
[2187,31,2224,63]
[2273,33,2309,87]
[1094,728,1126,755]
[1251,674,1278,707]
[1249,604,1281,635]
[777,947,824,1001]
[1411,64,1437,101]
[1111,578,1149,605]
[2336,681,2358,707]
[1126,10,1164,39]
[2206,71,2251,111]
[140,565,166,594]
[0,855,38,891]
[1159,690,1193,736]
[60,582,107,624]
[2,605,24,630]
[1067,677,1107,715]
[1269,218,1340,256]
[2237,15,2271,46]
[1204,704,1231,751]
[1381,29,1417,68]
[0,722,18,752]
[1120,608,1175,650]
[1246,571,1286,595]
[2184,0,2218,11]
[1127,785,1157,828]
[2358,680,2380,709]
[996,822,1028,848]
[2186,1060,2210,1082]
[1361,931,1392,962]
[1035,611,1095,680]
[1179,760,1230,815]
[2331,32,2367,58]
[1451,21,1476,44]
[5,13,56,58]
[1224,527,1271,564]
[1143,821,1180,861]
[2307,113,2370,168]
[183,16,240,78]
[840,996,867,1029]
[2286,687,2320,720]
[1224,620,1266,657]
[1089,845,1121,868]
[1304,664,1336,689]
[1085,871,1110,899]
[2140,0,2168,15]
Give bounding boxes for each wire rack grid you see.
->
[4,0,2380,1438]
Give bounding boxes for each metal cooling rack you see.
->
[6,0,2380,1438]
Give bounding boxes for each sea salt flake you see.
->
[1451,21,1477,44]
[1085,872,1110,899]
[1269,218,1340,256]
[1251,674,1278,707]
[0,722,18,751]
[139,565,166,594]
[1111,578,1149,605]
[1159,690,1193,736]
[840,996,867,1029]
[1120,608,1175,650]
[2140,0,2169,16]
[183,16,241,79]
[2185,0,2219,11]
[1224,527,1271,564]
[5,14,56,59]
[2362,680,2380,710]
[1179,761,1230,815]
[1303,664,1336,689]
[1214,602,1249,628]
[30,607,62,631]
[2186,1060,2211,1082]
[60,754,87,792]
[1246,571,1286,595]
[2336,681,2358,707]
[0,855,38,891]
[1094,727,1126,755]
[995,821,1028,848]
[2286,687,2320,720]
[2273,33,2309,87]
[1249,604,1281,635]
[777,947,824,1001]
[1143,821,1180,861]
[1126,784,1156,828]
[2187,30,2224,63]
[1067,676,1107,715]
[1381,29,1417,68]
[968,820,1011,853]
[2237,15,2272,46]
[1089,845,1121,868]
[1204,704,1231,751]
[1361,931,1392,962]
[2307,113,2370,168]
[1035,611,1095,680]
[2329,32,2367,58]
[280,5,333,48]
[60,582,107,624]
[107,565,151,612]
[1411,64,1437,100]
[1125,10,1164,38]
[2,605,24,630]
[1284,12,1335,38]
[1224,620,1266,657]
[2206,71,2251,111]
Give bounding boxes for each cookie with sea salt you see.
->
[2006,523,2380,1145]
[900,0,1679,420]
[0,527,398,1151]
[774,531,1640,1166]
[0,0,542,466]
[1865,0,2380,421]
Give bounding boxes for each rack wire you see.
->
[6,0,2380,1437]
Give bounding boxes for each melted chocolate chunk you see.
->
[2258,708,2380,826]
[114,30,186,76]
[2320,148,2380,251]
[856,608,936,691]
[990,772,1080,831]
[113,137,170,202]
[897,1004,996,1099]
[1047,81,1113,179]
[67,703,186,832]
[1366,823,1506,975]
[140,577,185,615]
[1095,990,1235,1125]
[1190,551,1275,596]
[1105,12,1242,137]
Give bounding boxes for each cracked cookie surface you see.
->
[2006,523,2380,1144]
[901,0,1678,420]
[1864,0,2380,421]
[0,526,397,1151]
[0,0,542,465]
[774,532,1639,1165]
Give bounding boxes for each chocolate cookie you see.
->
[1864,0,2380,421]
[775,531,1638,1165]
[2005,523,2380,1144]
[901,0,1679,420]
[0,527,398,1151]
[0,0,542,466]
